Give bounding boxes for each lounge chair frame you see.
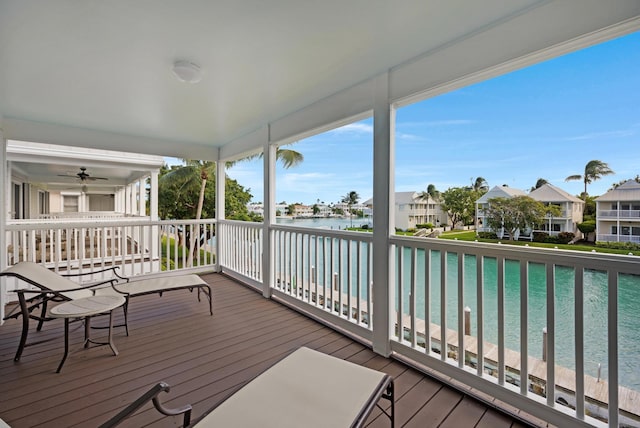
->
[1,261,213,361]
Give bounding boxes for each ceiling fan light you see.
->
[172,60,203,83]
[81,185,88,193]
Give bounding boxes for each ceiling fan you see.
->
[57,167,108,182]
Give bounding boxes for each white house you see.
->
[529,183,584,236]
[8,140,164,220]
[364,191,447,231]
[595,180,640,243]
[475,185,527,235]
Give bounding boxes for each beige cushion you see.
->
[195,347,387,428]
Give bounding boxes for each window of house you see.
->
[38,191,50,215]
[632,226,640,236]
[63,195,79,212]
[612,226,618,234]
[621,226,631,235]
[612,203,618,210]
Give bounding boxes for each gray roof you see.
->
[596,180,640,201]
[396,191,419,205]
[476,186,526,204]
[529,184,583,204]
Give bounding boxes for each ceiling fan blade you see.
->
[86,176,109,181]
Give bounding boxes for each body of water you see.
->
[275,218,640,391]
[276,216,369,230]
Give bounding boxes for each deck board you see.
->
[0,272,532,427]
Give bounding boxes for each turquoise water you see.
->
[395,250,640,390]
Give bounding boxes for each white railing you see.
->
[217,220,263,284]
[599,210,640,219]
[128,218,640,427]
[598,234,640,243]
[390,236,640,427]
[270,224,374,339]
[38,211,140,220]
[5,218,217,282]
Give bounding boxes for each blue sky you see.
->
[218,31,640,205]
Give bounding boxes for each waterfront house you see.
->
[363,191,447,231]
[595,179,640,243]
[475,185,527,237]
[476,184,584,239]
[529,183,585,237]
[1,2,640,427]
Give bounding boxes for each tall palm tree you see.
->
[164,147,304,265]
[565,160,614,199]
[530,178,548,192]
[418,184,440,223]
[342,190,360,227]
[471,177,489,193]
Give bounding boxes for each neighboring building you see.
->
[529,183,584,237]
[595,180,640,243]
[363,191,447,231]
[475,186,527,236]
[476,184,583,239]
[7,140,164,220]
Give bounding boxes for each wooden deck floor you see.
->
[0,273,533,427]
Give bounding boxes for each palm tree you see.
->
[565,160,614,199]
[418,184,440,223]
[470,177,489,193]
[342,190,360,227]
[530,178,549,192]
[164,147,304,265]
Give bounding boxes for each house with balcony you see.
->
[475,185,527,237]
[596,179,640,243]
[363,191,447,231]
[476,184,584,239]
[1,2,640,427]
[529,183,585,237]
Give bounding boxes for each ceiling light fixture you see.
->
[172,60,203,83]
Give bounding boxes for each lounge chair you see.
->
[100,347,395,427]
[0,262,212,361]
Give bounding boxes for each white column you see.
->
[138,178,145,216]
[371,72,395,357]
[150,171,159,260]
[215,152,225,273]
[262,127,275,298]
[0,122,7,323]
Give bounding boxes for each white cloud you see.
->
[330,123,373,134]
[562,129,635,141]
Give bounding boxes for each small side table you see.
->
[49,295,126,373]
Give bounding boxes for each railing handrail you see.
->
[270,223,374,242]
[6,218,217,230]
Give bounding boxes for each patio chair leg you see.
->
[36,299,48,331]
[123,297,129,336]
[108,309,118,356]
[14,292,30,362]
[56,318,70,373]
[84,316,91,348]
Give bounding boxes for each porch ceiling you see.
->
[1,1,639,160]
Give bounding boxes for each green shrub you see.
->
[577,220,596,234]
[416,223,435,229]
[533,232,549,242]
[477,232,498,239]
[557,232,575,244]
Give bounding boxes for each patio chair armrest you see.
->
[98,382,192,428]
[61,266,130,283]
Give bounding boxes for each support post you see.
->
[0,120,6,324]
[542,327,547,362]
[371,72,395,357]
[150,171,159,260]
[464,306,471,335]
[215,150,225,273]
[262,126,275,298]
